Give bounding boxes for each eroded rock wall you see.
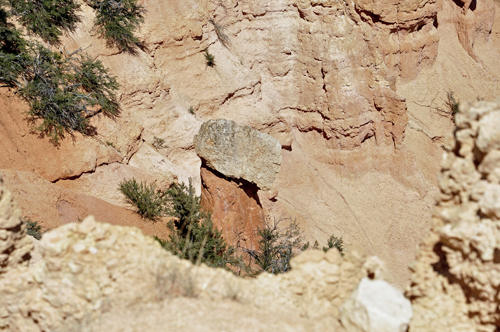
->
[1,0,500,287]
[0,175,32,274]
[0,212,394,331]
[200,165,264,250]
[407,99,500,332]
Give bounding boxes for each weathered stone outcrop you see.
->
[194,119,282,191]
[195,119,279,249]
[340,277,413,332]
[0,193,399,331]
[0,221,387,331]
[200,165,264,250]
[0,175,32,274]
[407,99,500,331]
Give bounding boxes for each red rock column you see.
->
[200,165,264,251]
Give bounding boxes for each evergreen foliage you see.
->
[204,49,215,67]
[243,218,303,274]
[8,0,81,44]
[0,0,29,84]
[0,0,121,144]
[446,91,460,115]
[119,178,167,220]
[244,218,345,275]
[86,0,145,51]
[161,181,240,269]
[22,217,43,240]
[322,234,345,255]
[12,45,119,144]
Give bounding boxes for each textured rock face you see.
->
[0,213,395,331]
[0,175,32,274]
[407,100,500,332]
[340,278,413,332]
[0,0,499,290]
[0,169,171,240]
[200,165,264,250]
[55,163,176,209]
[194,119,282,191]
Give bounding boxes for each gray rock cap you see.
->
[194,119,282,190]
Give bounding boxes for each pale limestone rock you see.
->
[408,100,500,331]
[340,278,412,332]
[477,111,500,153]
[0,175,32,274]
[194,119,282,190]
[0,210,393,331]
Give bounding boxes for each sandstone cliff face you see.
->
[0,0,499,288]
[407,100,500,332]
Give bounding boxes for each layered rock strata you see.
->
[407,99,500,331]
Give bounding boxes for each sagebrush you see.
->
[243,217,345,275]
[22,217,45,240]
[119,178,167,220]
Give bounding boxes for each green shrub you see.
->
[160,180,241,269]
[22,217,43,240]
[12,44,119,144]
[119,178,167,220]
[244,218,345,275]
[0,0,30,84]
[152,135,166,149]
[445,91,460,115]
[204,49,215,67]
[0,0,124,145]
[86,0,145,51]
[243,218,303,275]
[8,0,81,44]
[322,234,345,255]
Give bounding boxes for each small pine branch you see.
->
[445,91,460,115]
[87,0,146,51]
[204,49,215,67]
[209,18,230,48]
[8,0,81,44]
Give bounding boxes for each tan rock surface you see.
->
[0,174,32,274]
[0,169,170,239]
[407,100,500,332]
[0,211,392,331]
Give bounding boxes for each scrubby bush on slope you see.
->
[243,217,345,275]
[0,0,144,144]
